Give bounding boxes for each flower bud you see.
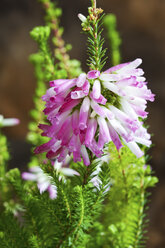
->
[78,14,87,23]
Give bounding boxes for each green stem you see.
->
[91,0,96,9]
[61,188,72,221]
[72,188,84,245]
[84,1,106,70]
[89,3,100,70]
[133,180,146,248]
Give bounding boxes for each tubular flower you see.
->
[0,115,20,128]
[35,58,155,164]
[90,148,111,191]
[22,167,57,199]
[22,158,79,199]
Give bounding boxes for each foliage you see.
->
[0,132,9,176]
[0,131,10,208]
[87,144,158,248]
[38,0,82,79]
[0,161,110,248]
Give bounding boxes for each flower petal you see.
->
[76,73,87,87]
[125,141,144,158]
[92,80,101,99]
[79,97,90,130]
[22,172,37,181]
[81,145,90,166]
[87,70,100,79]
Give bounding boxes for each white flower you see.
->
[0,115,19,127]
[22,156,79,199]
[90,148,111,192]
[22,167,57,200]
[53,157,80,177]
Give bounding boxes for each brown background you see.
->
[0,0,165,247]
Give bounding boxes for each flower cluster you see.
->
[35,58,154,165]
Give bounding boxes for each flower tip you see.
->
[34,147,40,154]
[13,118,20,126]
[38,124,43,129]
[87,70,100,79]
[21,172,26,180]
[137,151,144,158]
[136,58,142,64]
[2,118,20,127]
[150,94,155,102]
[48,186,57,200]
[22,172,36,181]
[49,81,55,87]
[46,150,55,159]
[84,161,90,166]
[132,58,143,68]
[117,143,123,151]
[78,13,87,23]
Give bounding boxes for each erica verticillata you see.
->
[34,58,154,165]
[34,2,155,166]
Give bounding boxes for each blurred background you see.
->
[0,0,164,247]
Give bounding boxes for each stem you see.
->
[61,188,72,220]
[90,3,100,70]
[93,24,99,70]
[56,187,84,248]
[133,179,146,248]
[84,1,105,70]
[72,188,84,245]
[91,0,96,9]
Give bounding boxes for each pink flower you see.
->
[22,167,57,199]
[35,58,154,164]
[22,158,79,199]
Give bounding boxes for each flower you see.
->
[22,166,57,199]
[0,115,20,128]
[35,58,154,165]
[52,157,80,177]
[22,156,79,199]
[90,148,111,192]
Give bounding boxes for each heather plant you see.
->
[0,0,158,247]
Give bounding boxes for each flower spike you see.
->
[35,58,154,164]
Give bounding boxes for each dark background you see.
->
[0,0,165,247]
